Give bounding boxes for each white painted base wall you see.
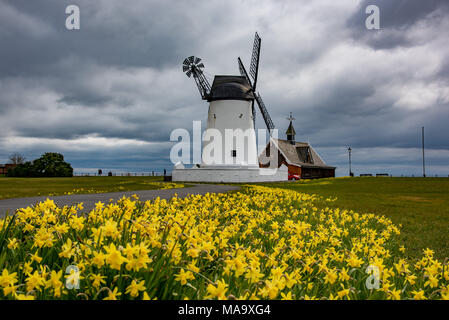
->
[172,165,288,183]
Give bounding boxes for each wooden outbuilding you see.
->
[259,116,335,179]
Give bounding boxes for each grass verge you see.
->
[262,177,449,261]
[0,176,185,200]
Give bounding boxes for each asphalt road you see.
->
[0,184,241,217]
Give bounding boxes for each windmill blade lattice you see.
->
[255,93,275,133]
[183,56,205,78]
[249,32,261,87]
[182,56,211,100]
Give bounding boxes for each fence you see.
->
[357,174,449,178]
[73,171,171,177]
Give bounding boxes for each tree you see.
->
[8,153,25,165]
[7,153,73,177]
[33,153,73,177]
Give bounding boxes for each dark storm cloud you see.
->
[0,0,448,175]
[354,0,449,29]
[0,0,190,75]
[347,0,449,49]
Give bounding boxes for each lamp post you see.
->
[348,147,352,177]
[422,127,426,178]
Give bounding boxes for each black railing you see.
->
[73,172,171,177]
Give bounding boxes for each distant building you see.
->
[0,164,17,175]
[259,116,336,179]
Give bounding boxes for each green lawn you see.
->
[262,177,449,261]
[0,176,185,200]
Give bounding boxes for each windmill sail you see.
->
[238,57,256,126]
[250,32,261,88]
[182,55,211,100]
[238,33,275,133]
[255,93,275,132]
[238,57,253,88]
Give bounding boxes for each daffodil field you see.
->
[0,186,448,300]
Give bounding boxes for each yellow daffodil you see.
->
[104,287,121,300]
[175,269,195,285]
[205,279,228,300]
[125,279,146,298]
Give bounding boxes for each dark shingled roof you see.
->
[208,75,254,102]
[259,138,336,169]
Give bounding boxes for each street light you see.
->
[422,127,426,178]
[348,147,352,177]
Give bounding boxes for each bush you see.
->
[6,161,35,177]
[7,153,73,177]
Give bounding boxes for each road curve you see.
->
[0,184,241,218]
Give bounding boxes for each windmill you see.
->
[175,31,288,182]
[182,32,275,134]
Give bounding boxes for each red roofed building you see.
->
[259,116,335,179]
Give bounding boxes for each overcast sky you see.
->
[0,0,448,176]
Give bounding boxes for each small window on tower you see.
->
[231,150,237,158]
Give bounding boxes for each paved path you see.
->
[0,184,241,217]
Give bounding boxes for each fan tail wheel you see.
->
[182,56,206,78]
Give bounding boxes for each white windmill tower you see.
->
[173,33,287,182]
